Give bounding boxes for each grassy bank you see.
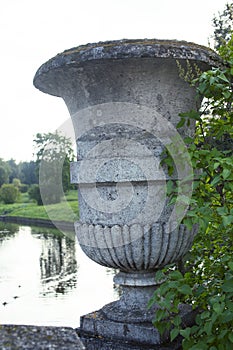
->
[0,190,79,222]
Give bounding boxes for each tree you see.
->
[6,159,19,183]
[18,161,38,185]
[0,158,10,186]
[33,131,74,204]
[149,8,233,350]
[28,184,43,205]
[0,184,19,204]
[0,166,9,187]
[212,2,233,49]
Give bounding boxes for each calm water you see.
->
[0,222,119,327]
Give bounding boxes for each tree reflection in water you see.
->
[32,228,78,297]
[0,222,19,241]
[106,268,122,297]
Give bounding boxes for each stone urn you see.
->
[34,39,219,347]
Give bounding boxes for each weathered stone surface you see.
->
[75,222,197,269]
[78,304,196,347]
[34,39,221,98]
[0,325,84,350]
[79,333,182,350]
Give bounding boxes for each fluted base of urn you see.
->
[75,222,198,271]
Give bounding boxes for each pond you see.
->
[0,222,119,327]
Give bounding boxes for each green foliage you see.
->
[6,159,19,183]
[28,184,43,205]
[0,163,9,186]
[19,183,29,193]
[0,190,79,222]
[150,30,233,350]
[0,184,19,204]
[12,178,21,188]
[34,131,74,204]
[18,160,38,185]
[212,2,233,49]
[176,59,202,84]
[0,159,37,186]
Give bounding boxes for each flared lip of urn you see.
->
[33,38,221,96]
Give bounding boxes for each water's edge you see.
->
[0,215,74,231]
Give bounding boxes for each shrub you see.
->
[150,36,233,350]
[28,184,43,205]
[19,184,28,193]
[0,184,19,204]
[12,178,21,188]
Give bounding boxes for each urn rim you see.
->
[33,38,221,96]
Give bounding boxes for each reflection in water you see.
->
[0,222,19,240]
[0,224,119,327]
[106,268,122,297]
[38,231,78,296]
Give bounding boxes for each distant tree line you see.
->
[0,158,38,188]
[0,131,75,205]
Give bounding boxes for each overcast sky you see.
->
[0,0,228,162]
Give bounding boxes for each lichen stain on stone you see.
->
[61,39,216,57]
[33,39,222,87]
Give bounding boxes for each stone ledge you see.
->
[0,324,183,350]
[0,325,84,350]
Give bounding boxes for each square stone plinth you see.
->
[77,311,183,350]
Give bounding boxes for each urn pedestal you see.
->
[34,39,219,348]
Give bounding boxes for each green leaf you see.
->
[180,327,191,339]
[184,136,193,144]
[222,215,233,227]
[217,207,227,216]
[223,90,231,99]
[213,302,223,314]
[177,118,186,128]
[198,83,207,94]
[218,329,228,339]
[166,180,174,195]
[187,110,201,120]
[178,284,193,295]
[147,298,155,309]
[222,168,231,180]
[170,328,179,342]
[204,321,212,335]
[173,315,182,327]
[219,72,229,82]
[213,162,220,170]
[170,270,184,280]
[211,175,221,186]
[189,341,208,350]
[221,311,233,323]
[155,270,165,282]
[222,280,233,293]
[229,332,233,343]
[155,309,169,322]
[200,311,210,319]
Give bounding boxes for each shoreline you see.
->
[0,215,75,232]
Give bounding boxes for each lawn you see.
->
[0,190,79,222]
